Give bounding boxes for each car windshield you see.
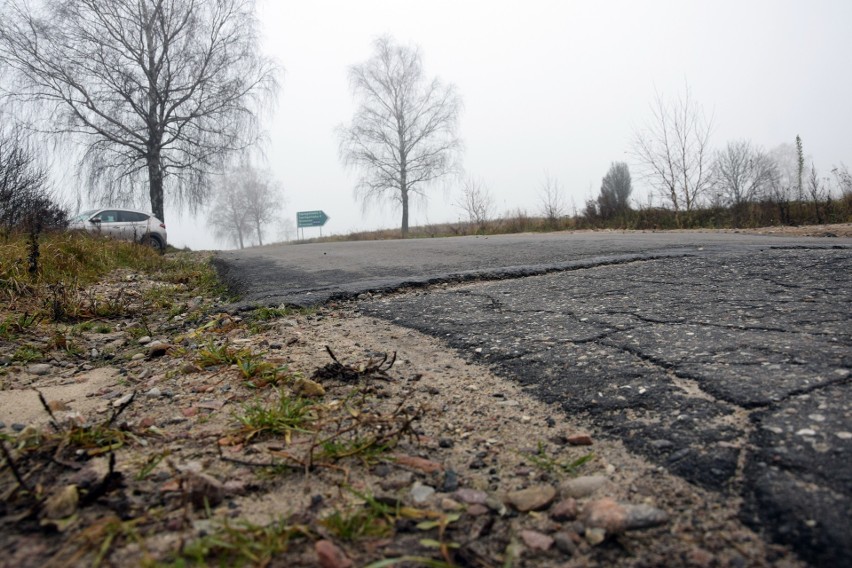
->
[71,209,99,222]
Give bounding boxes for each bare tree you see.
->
[337,36,463,237]
[832,163,852,197]
[539,172,568,223]
[712,140,775,226]
[206,164,282,248]
[243,166,283,246]
[632,86,713,225]
[456,177,495,229]
[597,162,633,219]
[0,119,67,236]
[207,173,249,249]
[0,0,279,224]
[807,162,826,224]
[767,142,810,225]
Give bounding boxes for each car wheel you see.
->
[142,234,165,254]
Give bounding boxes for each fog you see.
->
[142,1,852,249]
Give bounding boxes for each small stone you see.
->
[393,455,443,473]
[650,439,674,449]
[520,529,554,551]
[11,423,26,432]
[185,471,225,508]
[506,485,557,512]
[147,341,171,357]
[27,363,52,376]
[566,434,593,446]
[441,498,463,511]
[411,482,435,504]
[90,348,99,358]
[138,336,152,345]
[315,539,353,568]
[581,498,669,533]
[438,438,454,448]
[441,469,459,492]
[292,377,325,397]
[112,392,134,408]
[560,475,607,498]
[796,428,817,436]
[469,458,486,469]
[835,432,852,440]
[42,485,79,519]
[585,527,607,546]
[467,504,490,516]
[131,353,145,361]
[454,488,488,505]
[551,498,578,521]
[48,400,71,412]
[145,387,162,398]
[553,532,578,555]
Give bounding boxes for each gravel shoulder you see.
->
[0,259,805,567]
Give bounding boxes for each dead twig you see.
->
[0,438,31,492]
[35,388,63,432]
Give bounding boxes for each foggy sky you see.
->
[165,0,852,249]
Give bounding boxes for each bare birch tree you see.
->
[206,164,282,248]
[0,0,279,223]
[337,36,462,237]
[712,140,775,226]
[632,86,713,225]
[456,177,495,229]
[240,166,283,246]
[539,172,567,223]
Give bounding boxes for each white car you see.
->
[69,208,167,252]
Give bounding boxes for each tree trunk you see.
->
[401,187,409,238]
[256,219,263,246]
[147,154,165,222]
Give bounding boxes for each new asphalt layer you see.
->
[215,231,851,565]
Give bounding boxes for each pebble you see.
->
[506,484,557,512]
[147,341,171,357]
[467,504,490,516]
[567,433,593,446]
[581,498,669,533]
[454,488,488,505]
[650,439,674,449]
[585,527,607,545]
[410,482,435,504]
[0,421,5,429]
[90,348,99,358]
[393,455,443,473]
[42,485,79,519]
[11,423,26,432]
[145,387,162,398]
[292,377,325,397]
[131,353,145,361]
[185,471,225,508]
[553,532,579,555]
[441,469,459,492]
[112,393,134,408]
[560,475,607,498]
[550,498,578,521]
[138,336,152,345]
[27,363,52,376]
[441,498,463,511]
[520,529,554,551]
[315,539,353,568]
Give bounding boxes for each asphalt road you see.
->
[215,231,852,566]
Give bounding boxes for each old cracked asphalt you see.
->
[215,231,852,566]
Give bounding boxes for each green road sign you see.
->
[296,210,329,228]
